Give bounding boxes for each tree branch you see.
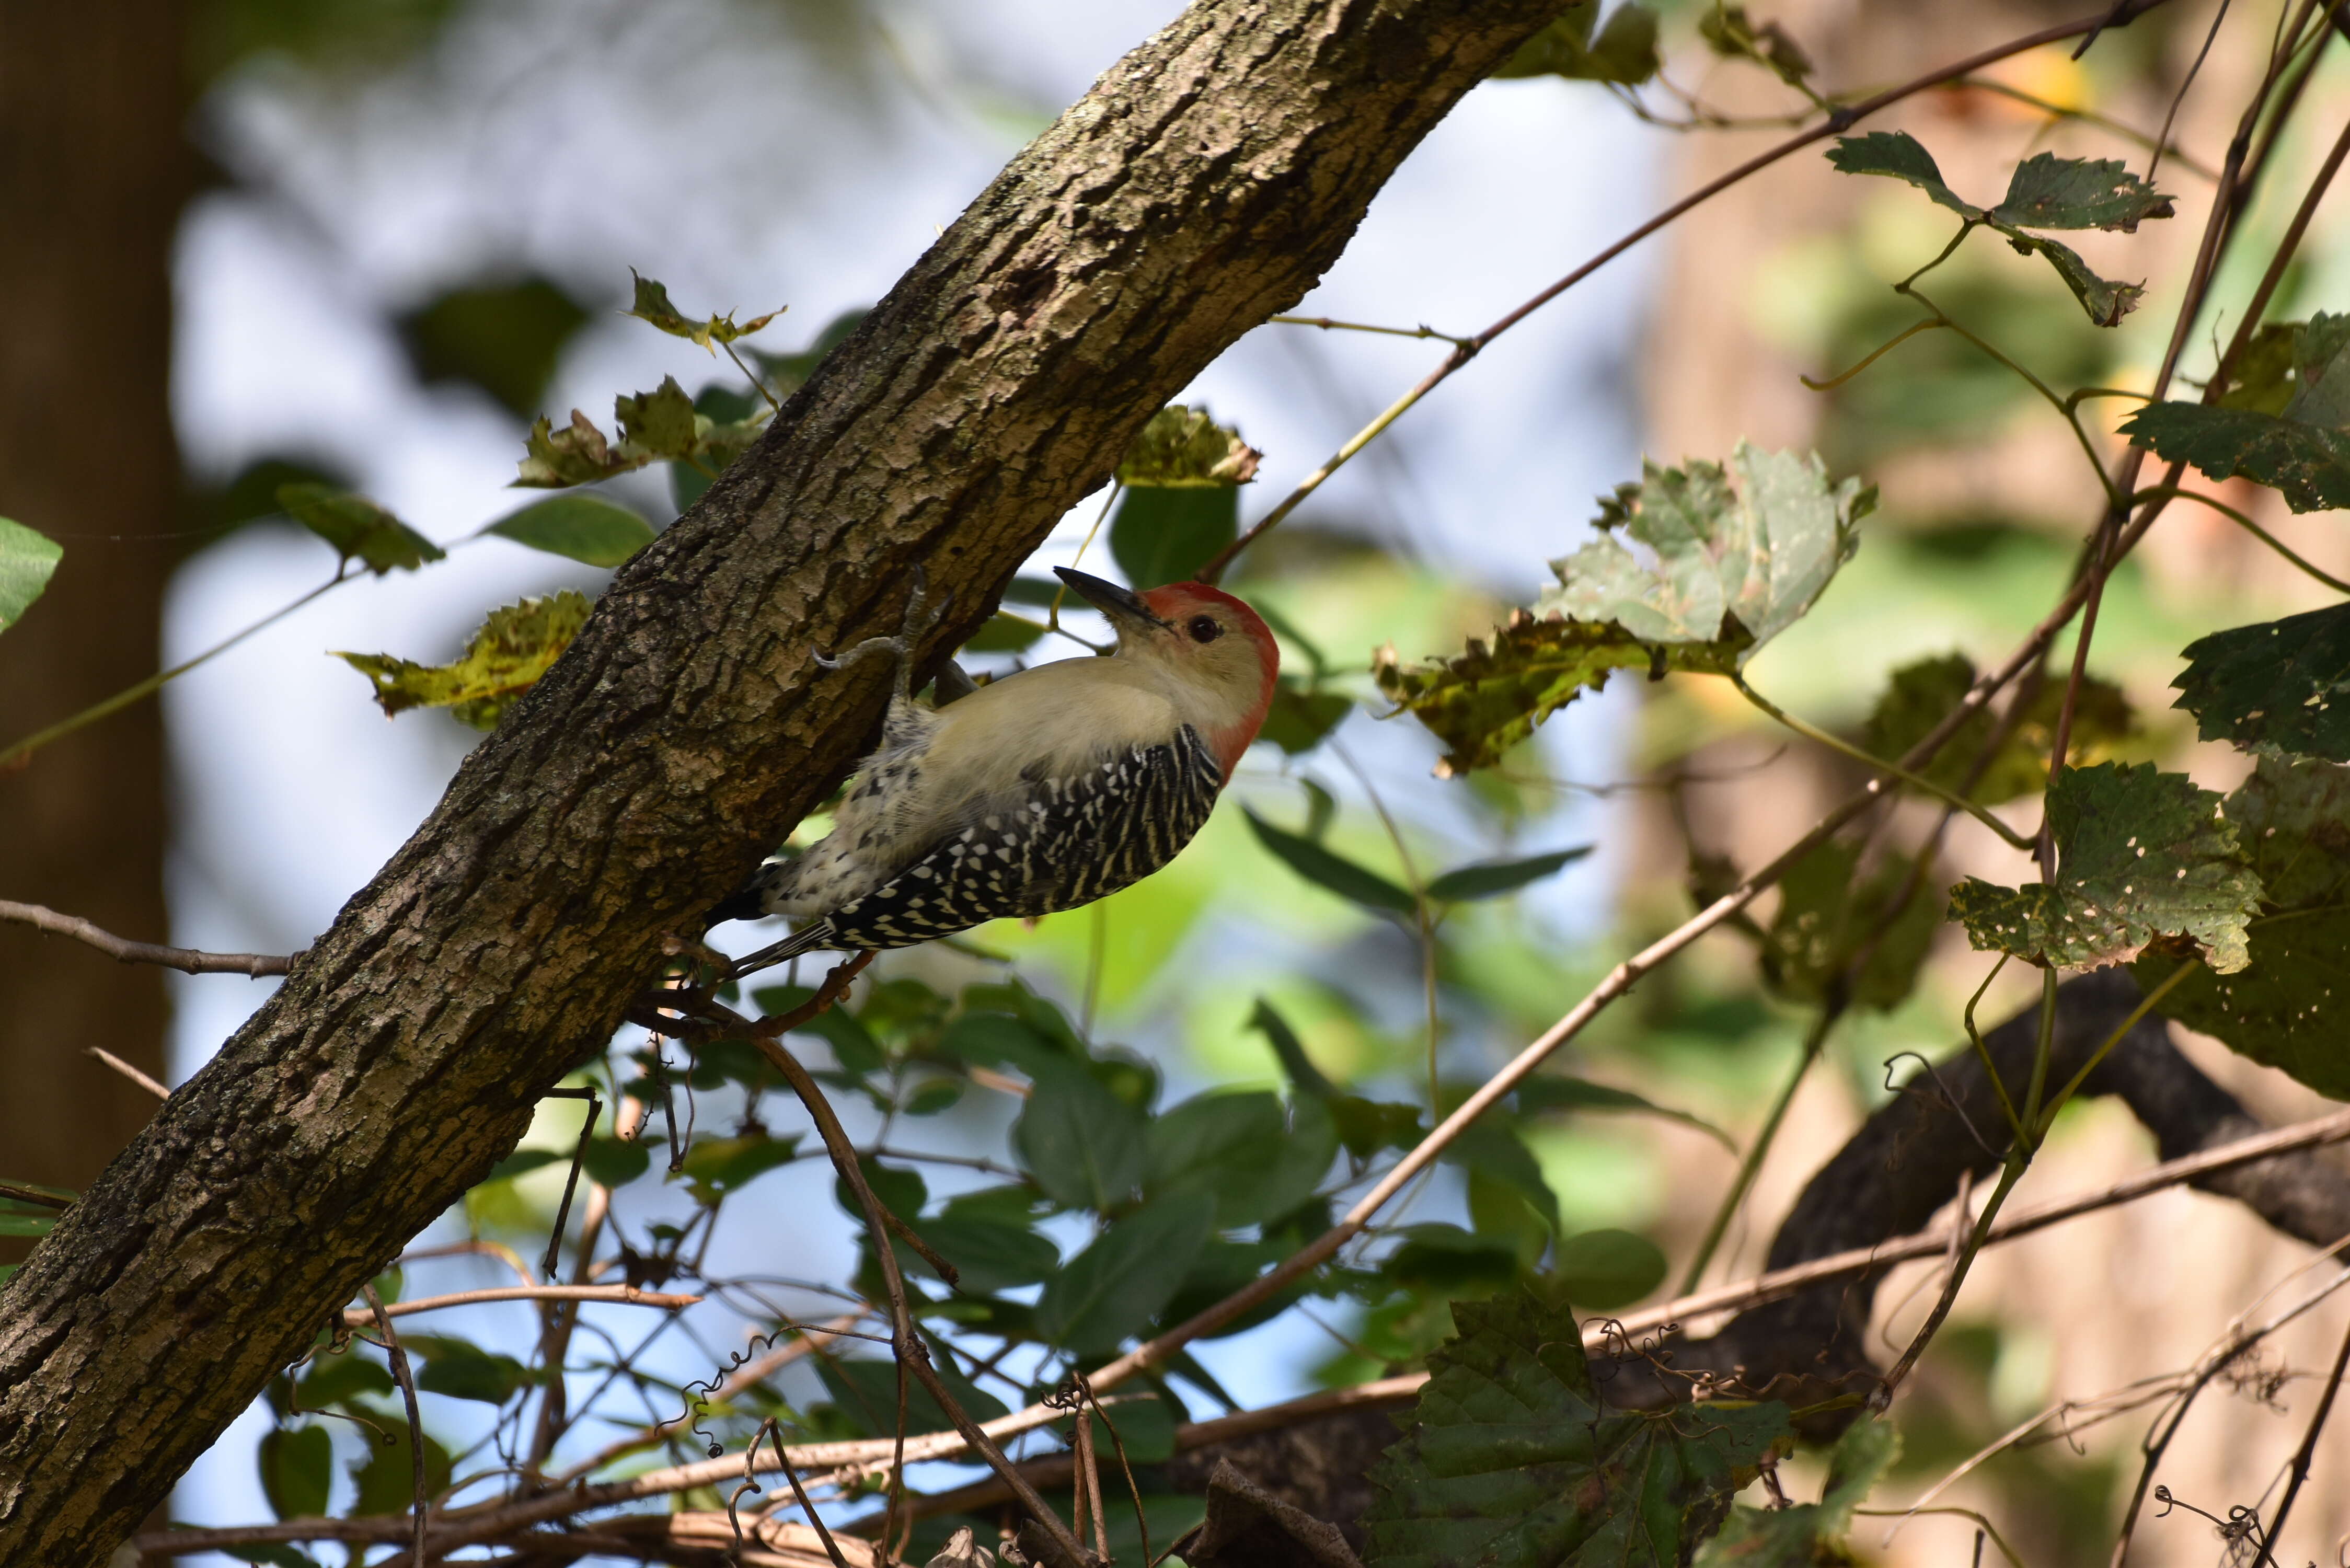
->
[0,898,292,977]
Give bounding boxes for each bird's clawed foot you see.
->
[813,567,952,703]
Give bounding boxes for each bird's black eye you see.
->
[1188,615,1223,643]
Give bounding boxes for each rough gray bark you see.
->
[0,1,1565,1560]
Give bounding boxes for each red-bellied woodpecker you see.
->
[711,566,1280,961]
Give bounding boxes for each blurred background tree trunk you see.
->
[0,0,189,1248]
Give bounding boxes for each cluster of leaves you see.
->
[1375,442,1871,774]
[2124,314,2350,510]
[1827,131,2172,325]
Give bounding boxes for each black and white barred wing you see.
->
[820,725,1224,950]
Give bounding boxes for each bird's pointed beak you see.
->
[1053,566,1167,629]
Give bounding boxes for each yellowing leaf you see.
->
[335,590,590,730]
[516,410,648,488]
[625,269,783,350]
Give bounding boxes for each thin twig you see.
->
[0,899,294,977]
[2255,1299,2350,1564]
[85,1046,168,1100]
[361,1283,431,1568]
[1194,0,2180,584]
[338,1284,700,1328]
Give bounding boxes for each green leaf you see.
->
[1258,677,1354,755]
[1332,1096,1426,1160]
[1243,808,1416,915]
[580,1135,652,1188]
[1494,0,1660,84]
[1761,838,1940,1011]
[483,1148,562,1182]
[815,1352,1007,1440]
[1427,845,1593,902]
[2122,316,2350,509]
[1514,1076,1733,1149]
[1146,1091,1338,1227]
[907,1214,1060,1295]
[624,268,782,349]
[2221,322,2300,414]
[1861,651,2133,805]
[348,1424,452,1516]
[406,1333,533,1405]
[1114,404,1261,488]
[1551,1229,1666,1309]
[398,275,589,418]
[516,409,648,487]
[0,1210,58,1238]
[1247,997,1339,1100]
[1381,1222,1524,1294]
[295,1350,395,1410]
[1013,1064,1148,1210]
[485,493,654,568]
[1827,133,2169,325]
[836,1157,927,1224]
[277,483,445,574]
[1109,485,1239,589]
[960,611,1049,654]
[335,590,589,730]
[614,375,702,460]
[1950,762,2261,973]
[1445,1121,1560,1235]
[1378,444,1868,774]
[2173,601,2350,762]
[1697,1414,1898,1566]
[679,1132,802,1203]
[1698,5,1812,87]
[2134,757,2350,1098]
[1035,1191,1218,1356]
[1363,1291,1792,1567]
[0,517,63,633]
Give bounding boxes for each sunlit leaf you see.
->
[1035,1191,1217,1356]
[1493,0,1660,84]
[1551,1228,1666,1309]
[1243,807,1416,915]
[614,375,702,462]
[1426,845,1592,902]
[278,483,445,574]
[335,590,590,730]
[1761,838,1939,1011]
[1114,404,1261,488]
[1697,1415,1898,1565]
[0,517,63,633]
[485,493,655,568]
[2135,757,2350,1098]
[1862,651,2132,805]
[1378,444,1868,774]
[1950,762,2261,973]
[2173,601,2350,761]
[624,268,783,349]
[1363,1291,1791,1567]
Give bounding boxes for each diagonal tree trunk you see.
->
[0,1,1566,1559]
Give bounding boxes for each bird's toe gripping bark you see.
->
[812,566,952,705]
